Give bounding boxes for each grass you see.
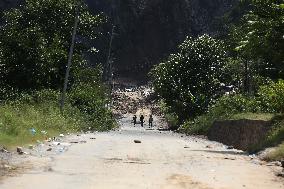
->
[0,101,85,149]
[229,113,275,121]
[264,143,284,161]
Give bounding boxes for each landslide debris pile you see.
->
[112,85,160,117]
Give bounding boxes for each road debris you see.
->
[16,147,23,155]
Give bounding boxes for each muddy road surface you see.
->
[0,115,283,189]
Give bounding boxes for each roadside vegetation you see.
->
[0,0,116,147]
[150,0,284,159]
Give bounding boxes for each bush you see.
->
[179,94,260,135]
[159,100,179,129]
[180,79,284,135]
[264,142,284,161]
[258,80,284,113]
[69,83,116,131]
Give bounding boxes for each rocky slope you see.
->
[88,0,239,78]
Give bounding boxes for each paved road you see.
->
[0,116,283,189]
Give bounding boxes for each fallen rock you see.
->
[224,157,236,160]
[277,172,284,177]
[70,141,79,144]
[52,142,61,146]
[206,145,213,149]
[266,161,281,167]
[0,147,9,153]
[134,140,142,143]
[59,134,64,137]
[17,147,24,155]
[90,138,96,140]
[47,148,52,151]
[184,146,190,149]
[281,160,284,168]
[60,143,71,147]
[227,146,234,149]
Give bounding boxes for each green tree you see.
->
[233,0,284,79]
[0,0,104,90]
[150,35,227,119]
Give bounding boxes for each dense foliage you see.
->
[0,0,116,140]
[180,80,284,136]
[0,0,104,90]
[151,35,227,119]
[232,0,284,79]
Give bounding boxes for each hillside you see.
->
[0,0,239,79]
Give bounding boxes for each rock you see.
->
[184,146,190,149]
[281,160,284,168]
[60,143,71,147]
[266,161,282,167]
[206,145,213,149]
[224,157,236,160]
[227,146,234,149]
[134,140,142,143]
[46,148,52,151]
[52,142,60,146]
[249,154,256,159]
[0,147,9,153]
[90,138,96,140]
[17,147,23,154]
[70,141,79,144]
[277,172,284,177]
[59,134,64,137]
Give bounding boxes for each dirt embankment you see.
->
[209,120,271,151]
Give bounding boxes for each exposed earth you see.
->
[0,86,284,189]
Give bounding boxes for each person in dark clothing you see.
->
[149,115,153,127]
[140,115,144,127]
[133,115,137,126]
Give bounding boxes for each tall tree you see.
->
[151,35,227,119]
[0,0,104,90]
[233,0,284,79]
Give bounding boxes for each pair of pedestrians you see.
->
[133,115,153,127]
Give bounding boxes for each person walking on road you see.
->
[133,115,137,126]
[140,115,144,127]
[149,115,153,127]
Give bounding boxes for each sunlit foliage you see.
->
[232,0,284,78]
[151,35,227,119]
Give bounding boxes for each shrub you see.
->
[159,100,179,129]
[69,83,115,131]
[258,80,284,113]
[179,94,260,135]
